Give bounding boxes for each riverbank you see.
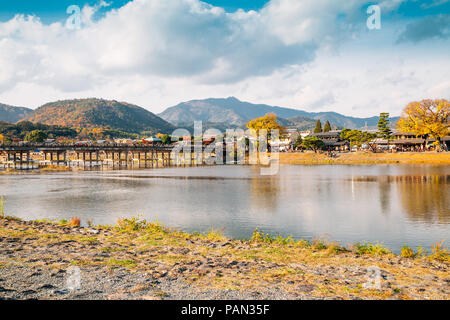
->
[0,165,74,175]
[278,151,450,165]
[0,216,448,300]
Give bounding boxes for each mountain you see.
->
[278,116,318,131]
[0,103,33,123]
[159,97,399,129]
[23,98,175,134]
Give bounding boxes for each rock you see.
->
[38,284,56,290]
[51,289,69,295]
[296,284,316,292]
[22,289,37,295]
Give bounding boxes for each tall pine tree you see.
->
[377,113,392,140]
[323,120,331,132]
[313,119,323,133]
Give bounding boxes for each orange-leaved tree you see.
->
[246,113,286,138]
[397,99,449,149]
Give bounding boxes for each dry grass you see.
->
[278,151,450,165]
[39,165,71,172]
[69,217,81,227]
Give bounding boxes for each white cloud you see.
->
[0,0,448,117]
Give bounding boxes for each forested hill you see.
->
[23,98,175,134]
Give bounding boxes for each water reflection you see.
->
[395,175,450,222]
[378,177,391,215]
[249,169,280,211]
[354,174,450,222]
[0,165,449,252]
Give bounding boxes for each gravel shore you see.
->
[0,218,448,300]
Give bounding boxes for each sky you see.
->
[0,0,449,117]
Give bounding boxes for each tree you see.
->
[340,129,377,150]
[323,120,332,133]
[91,127,104,139]
[25,130,47,143]
[302,136,325,153]
[161,134,172,144]
[377,113,392,140]
[313,120,322,133]
[246,113,286,138]
[397,99,449,150]
[0,134,4,144]
[293,135,303,149]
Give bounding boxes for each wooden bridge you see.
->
[0,143,213,170]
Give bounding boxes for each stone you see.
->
[51,289,69,295]
[297,284,316,292]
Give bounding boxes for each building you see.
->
[391,132,426,151]
[142,137,162,144]
[311,131,349,151]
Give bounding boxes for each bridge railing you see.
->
[0,142,177,150]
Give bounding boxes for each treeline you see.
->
[0,121,77,143]
[0,121,163,143]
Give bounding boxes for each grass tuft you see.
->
[250,228,295,245]
[400,245,416,258]
[0,196,4,218]
[429,240,449,262]
[353,242,391,256]
[205,228,226,241]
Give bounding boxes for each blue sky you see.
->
[0,0,271,22]
[0,0,449,116]
[2,0,449,21]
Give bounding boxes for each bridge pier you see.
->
[1,144,193,171]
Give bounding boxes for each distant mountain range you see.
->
[22,98,175,134]
[0,103,33,123]
[159,97,399,130]
[0,97,399,136]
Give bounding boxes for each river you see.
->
[1,164,449,252]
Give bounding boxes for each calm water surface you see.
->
[1,165,449,252]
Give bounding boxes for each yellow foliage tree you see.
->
[0,134,4,144]
[397,99,449,148]
[246,113,286,137]
[91,127,104,138]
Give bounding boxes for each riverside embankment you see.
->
[0,217,448,300]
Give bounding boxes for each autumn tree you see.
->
[24,130,47,143]
[377,113,392,140]
[397,99,449,149]
[323,120,332,133]
[0,134,4,144]
[313,120,322,133]
[246,113,286,138]
[91,127,104,139]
